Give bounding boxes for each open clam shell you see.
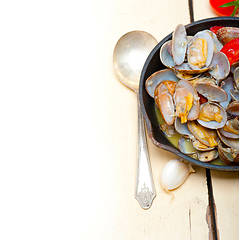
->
[187,30,214,70]
[218,130,239,150]
[195,82,228,102]
[218,140,239,165]
[173,79,199,121]
[160,41,176,68]
[230,89,239,101]
[218,127,239,139]
[172,24,188,65]
[226,101,239,116]
[178,137,197,155]
[174,117,192,137]
[192,139,215,151]
[154,81,175,125]
[197,102,227,129]
[145,69,179,98]
[187,120,219,147]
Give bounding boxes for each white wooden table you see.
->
[0,0,238,239]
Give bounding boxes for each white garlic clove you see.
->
[160,159,195,192]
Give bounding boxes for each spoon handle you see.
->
[135,91,156,209]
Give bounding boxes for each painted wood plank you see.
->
[79,0,210,239]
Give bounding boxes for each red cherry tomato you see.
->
[210,26,223,34]
[220,38,239,65]
[209,0,236,16]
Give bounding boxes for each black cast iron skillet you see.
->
[139,17,239,171]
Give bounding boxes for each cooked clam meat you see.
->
[198,103,223,123]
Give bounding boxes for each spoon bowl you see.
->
[113,31,157,209]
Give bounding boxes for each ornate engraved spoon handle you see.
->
[135,91,156,209]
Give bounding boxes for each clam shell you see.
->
[154,81,175,125]
[230,89,239,101]
[178,137,196,155]
[232,116,239,130]
[173,79,199,121]
[192,139,215,151]
[208,51,230,80]
[218,140,239,165]
[230,61,239,73]
[174,62,212,75]
[206,30,223,51]
[216,27,239,45]
[226,101,239,116]
[197,149,218,162]
[218,127,239,139]
[233,66,239,89]
[187,30,214,70]
[194,82,228,102]
[145,69,179,98]
[218,130,239,150]
[187,121,218,147]
[197,102,227,129]
[174,117,192,137]
[172,24,188,65]
[160,41,176,68]
[220,77,234,108]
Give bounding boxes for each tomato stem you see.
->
[219,0,239,16]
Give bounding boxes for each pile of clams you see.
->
[145,24,239,165]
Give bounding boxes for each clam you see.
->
[173,79,199,123]
[218,140,239,165]
[178,135,218,162]
[218,130,239,150]
[187,120,218,148]
[154,81,175,125]
[197,102,227,129]
[218,127,239,139]
[218,117,239,139]
[194,82,228,102]
[232,115,239,130]
[216,27,239,45]
[192,139,215,151]
[145,69,179,98]
[208,51,230,80]
[187,30,214,70]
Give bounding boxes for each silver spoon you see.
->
[113,31,157,209]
